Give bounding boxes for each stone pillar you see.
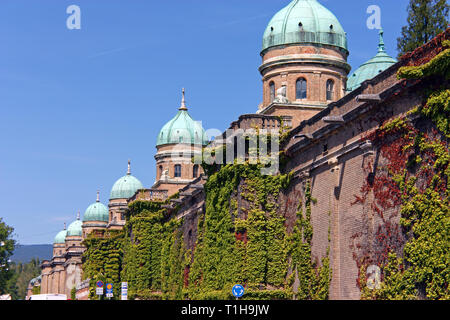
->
[41,274,47,294]
[59,269,66,295]
[329,158,342,300]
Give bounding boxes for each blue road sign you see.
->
[96,281,104,288]
[106,283,113,298]
[232,284,245,298]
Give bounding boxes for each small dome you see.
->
[67,218,82,237]
[83,192,108,222]
[54,229,67,244]
[262,0,348,52]
[156,89,208,147]
[347,30,397,92]
[110,160,144,200]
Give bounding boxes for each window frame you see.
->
[193,164,199,178]
[269,81,275,102]
[326,79,335,101]
[296,78,307,100]
[174,164,182,178]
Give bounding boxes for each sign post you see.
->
[96,281,104,298]
[232,284,245,300]
[106,283,113,299]
[121,282,128,301]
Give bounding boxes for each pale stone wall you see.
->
[65,262,82,297]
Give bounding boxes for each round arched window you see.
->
[296,78,307,100]
[269,82,275,102]
[326,79,335,101]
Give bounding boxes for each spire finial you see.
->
[378,28,385,53]
[64,222,66,230]
[127,159,131,175]
[96,190,100,202]
[77,211,80,220]
[179,88,188,111]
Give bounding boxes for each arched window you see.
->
[296,78,307,99]
[269,82,275,102]
[193,165,199,178]
[159,165,163,178]
[326,79,335,101]
[174,164,182,178]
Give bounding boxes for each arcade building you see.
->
[32,0,447,300]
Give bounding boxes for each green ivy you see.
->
[82,230,124,300]
[359,46,449,299]
[286,181,331,300]
[397,44,450,80]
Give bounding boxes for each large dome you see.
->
[262,0,348,52]
[347,30,397,92]
[110,160,144,200]
[67,218,82,237]
[83,192,109,222]
[54,229,67,244]
[156,89,208,147]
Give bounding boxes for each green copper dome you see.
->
[156,89,208,147]
[110,160,144,200]
[67,217,82,237]
[262,0,348,52]
[54,229,67,244]
[347,30,397,92]
[83,192,108,222]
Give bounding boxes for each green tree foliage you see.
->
[6,258,41,300]
[397,0,449,57]
[0,218,15,295]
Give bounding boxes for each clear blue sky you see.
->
[0,0,410,245]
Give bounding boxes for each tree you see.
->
[0,218,16,295]
[397,0,449,57]
[6,258,41,300]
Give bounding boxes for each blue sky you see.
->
[0,0,410,245]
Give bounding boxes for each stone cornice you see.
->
[259,54,351,75]
[260,42,349,58]
[108,202,128,208]
[82,222,107,228]
[258,102,327,115]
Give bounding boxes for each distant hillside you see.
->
[11,245,53,263]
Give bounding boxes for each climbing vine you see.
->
[286,181,332,300]
[353,39,449,300]
[82,229,124,300]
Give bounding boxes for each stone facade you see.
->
[153,143,204,197]
[35,0,448,299]
[124,28,448,300]
[258,42,351,130]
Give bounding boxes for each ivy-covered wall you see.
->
[82,161,332,300]
[354,40,449,300]
[82,230,124,300]
[80,34,448,301]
